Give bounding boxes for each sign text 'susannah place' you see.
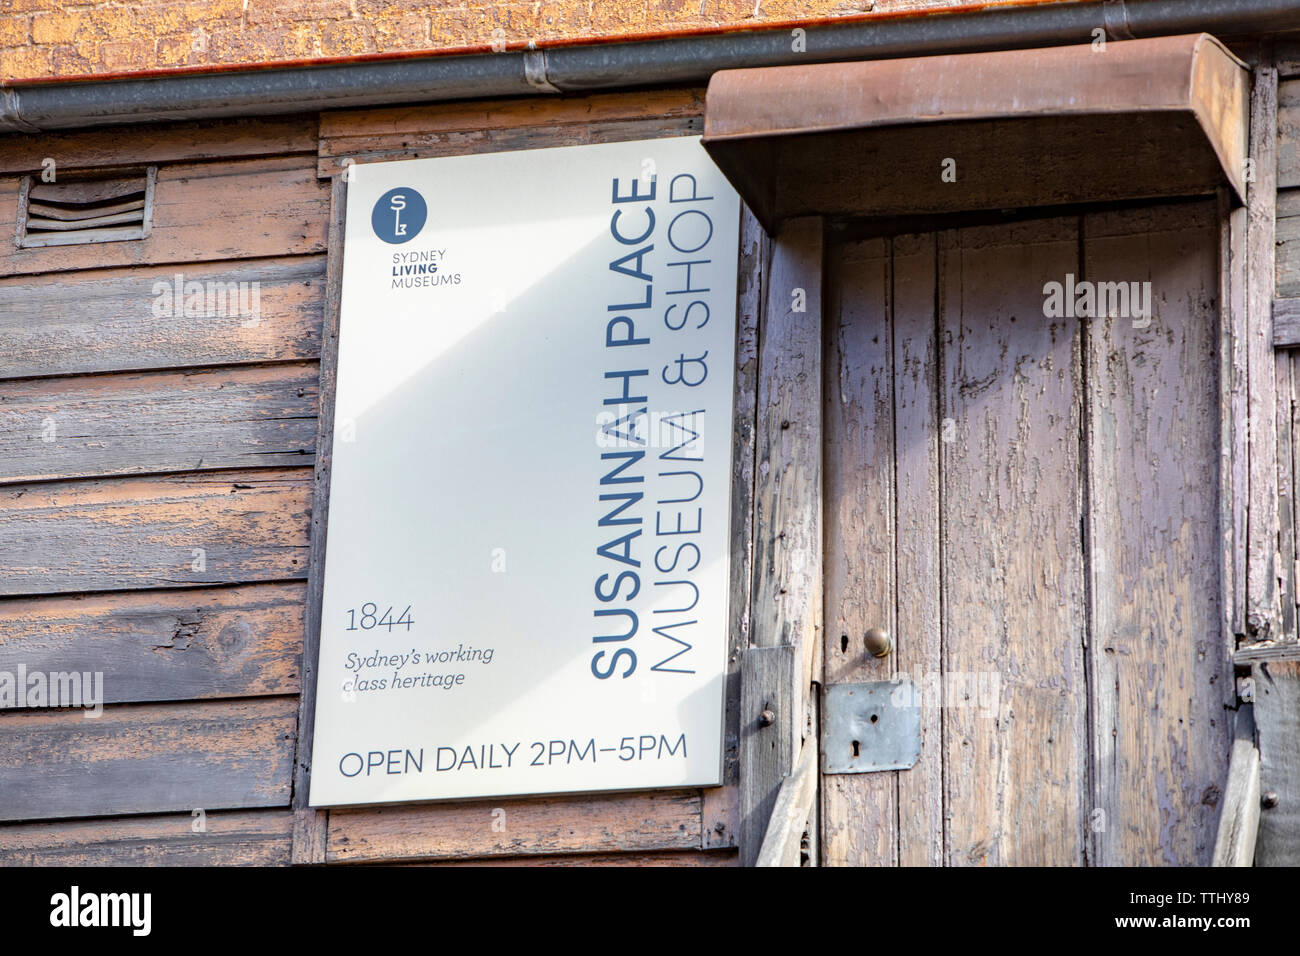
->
[310,137,740,806]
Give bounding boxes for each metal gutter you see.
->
[2,0,1299,133]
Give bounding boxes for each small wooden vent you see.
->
[17,167,155,248]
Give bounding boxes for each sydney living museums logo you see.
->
[372,186,427,244]
[371,186,461,290]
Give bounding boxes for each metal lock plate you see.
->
[822,679,921,773]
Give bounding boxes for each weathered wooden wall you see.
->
[2,60,1292,866]
[0,90,741,865]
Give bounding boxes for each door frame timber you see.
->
[738,216,825,867]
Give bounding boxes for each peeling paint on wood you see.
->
[0,117,319,177]
[892,230,944,867]
[0,363,320,482]
[0,156,328,278]
[415,849,738,867]
[1276,77,1300,189]
[325,789,702,862]
[742,216,823,867]
[292,173,350,865]
[1273,190,1300,298]
[318,89,704,177]
[1277,351,1296,637]
[0,697,296,821]
[0,809,293,866]
[702,204,768,852]
[821,236,896,867]
[1084,201,1231,866]
[739,644,795,867]
[1254,660,1300,864]
[0,257,325,379]
[1247,64,1281,638]
[940,217,1088,867]
[820,203,1230,867]
[0,468,312,596]
[1221,191,1249,643]
[0,583,304,704]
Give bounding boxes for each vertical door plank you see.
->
[1278,352,1297,638]
[1083,202,1231,866]
[703,205,769,851]
[739,645,797,867]
[750,215,825,679]
[1221,193,1249,640]
[1248,64,1282,638]
[940,218,1088,866]
[821,237,896,866]
[1292,350,1300,620]
[742,217,823,866]
[1255,660,1300,865]
[892,232,944,867]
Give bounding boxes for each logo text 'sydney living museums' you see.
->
[372,186,461,290]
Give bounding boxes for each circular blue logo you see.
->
[371,187,427,244]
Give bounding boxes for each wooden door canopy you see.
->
[701,34,1248,232]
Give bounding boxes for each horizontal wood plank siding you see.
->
[1278,78,1300,190]
[0,583,304,705]
[418,849,738,867]
[1275,189,1300,298]
[325,790,702,863]
[0,257,326,379]
[0,809,294,866]
[1274,296,1300,346]
[0,363,319,483]
[0,94,741,866]
[0,469,312,596]
[0,156,329,278]
[318,88,704,176]
[0,697,296,822]
[0,118,330,863]
[0,117,318,176]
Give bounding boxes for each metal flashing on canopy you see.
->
[702,33,1249,231]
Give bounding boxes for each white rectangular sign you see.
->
[309,136,740,806]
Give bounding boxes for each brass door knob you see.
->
[865,627,892,658]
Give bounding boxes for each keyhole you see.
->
[840,634,849,653]
[852,740,860,757]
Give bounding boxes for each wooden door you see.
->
[820,200,1234,866]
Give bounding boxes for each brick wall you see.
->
[0,0,1070,82]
